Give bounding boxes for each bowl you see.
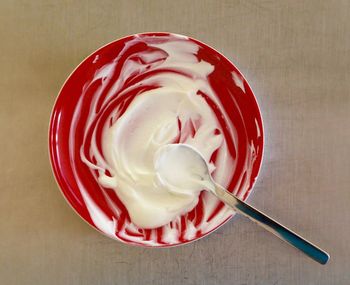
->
[49,32,264,247]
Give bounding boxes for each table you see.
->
[1,1,349,284]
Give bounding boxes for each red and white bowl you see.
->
[49,33,264,247]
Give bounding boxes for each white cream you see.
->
[69,34,260,244]
[97,83,224,228]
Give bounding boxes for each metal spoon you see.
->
[158,144,330,265]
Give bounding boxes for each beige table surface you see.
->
[1,1,349,284]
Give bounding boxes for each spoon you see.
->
[156,144,330,264]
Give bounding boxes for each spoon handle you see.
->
[213,184,330,265]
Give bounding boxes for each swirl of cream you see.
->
[69,34,260,245]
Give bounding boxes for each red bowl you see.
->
[49,32,264,247]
